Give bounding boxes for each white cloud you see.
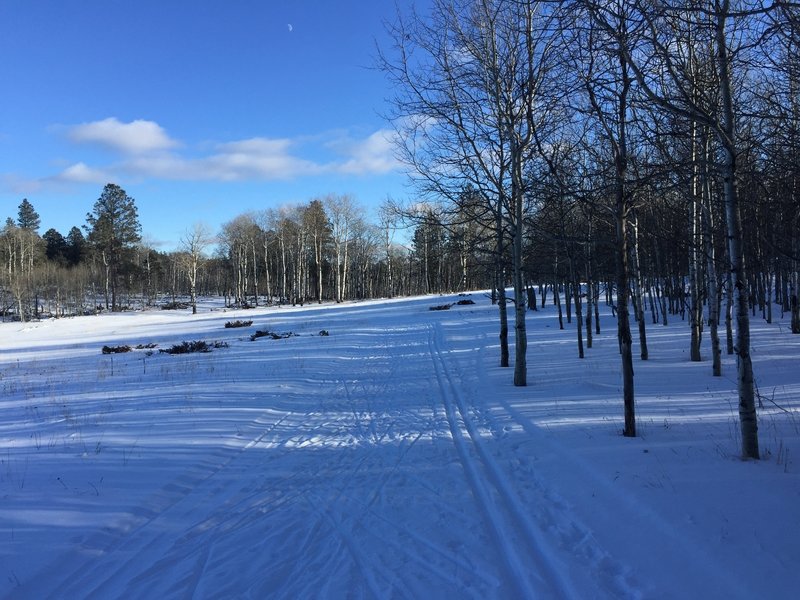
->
[67,117,179,155]
[329,129,402,175]
[2,122,404,193]
[116,131,397,182]
[54,162,110,184]
[121,137,323,181]
[203,138,322,180]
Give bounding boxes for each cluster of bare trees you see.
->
[1,193,500,322]
[215,195,385,307]
[212,193,498,307]
[1,188,143,318]
[381,0,800,458]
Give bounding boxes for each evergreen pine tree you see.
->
[43,228,69,264]
[66,226,86,266]
[85,183,142,310]
[17,199,41,232]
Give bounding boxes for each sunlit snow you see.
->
[1,293,798,598]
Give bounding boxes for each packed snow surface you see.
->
[1,293,798,598]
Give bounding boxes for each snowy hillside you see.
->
[1,293,798,598]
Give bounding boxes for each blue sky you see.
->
[0,1,421,250]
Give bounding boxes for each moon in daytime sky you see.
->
[288,23,293,32]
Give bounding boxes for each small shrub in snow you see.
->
[160,340,228,355]
[225,320,253,329]
[135,343,158,349]
[160,341,209,354]
[102,345,131,354]
[318,330,330,336]
[161,301,191,310]
[456,299,475,305]
[250,330,297,341]
[429,304,452,311]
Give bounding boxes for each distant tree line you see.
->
[0,190,499,321]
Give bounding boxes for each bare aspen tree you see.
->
[378,201,398,298]
[606,0,772,458]
[585,211,595,348]
[304,199,331,303]
[324,194,357,303]
[381,0,563,384]
[219,214,257,307]
[180,223,213,315]
[255,211,275,304]
[577,1,640,436]
[1,223,43,321]
[629,211,648,360]
[702,176,723,375]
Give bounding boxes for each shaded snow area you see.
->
[1,293,798,599]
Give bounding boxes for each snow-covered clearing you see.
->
[1,293,798,598]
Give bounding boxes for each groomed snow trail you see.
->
[7,299,606,598]
[428,321,577,598]
[3,294,798,598]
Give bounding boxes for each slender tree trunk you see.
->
[716,3,758,459]
[565,280,572,323]
[701,134,721,376]
[792,266,800,334]
[384,230,393,299]
[251,241,259,306]
[498,271,510,368]
[263,243,273,304]
[726,270,734,354]
[594,281,600,334]
[317,236,324,303]
[102,251,110,310]
[654,241,668,326]
[766,270,773,325]
[689,121,703,362]
[512,156,527,386]
[585,263,593,349]
[342,238,350,301]
[190,259,198,315]
[617,205,635,438]
[573,275,584,359]
[496,210,509,368]
[586,218,594,348]
[280,236,288,303]
[647,281,658,324]
[554,279,564,330]
[616,46,635,437]
[630,212,648,360]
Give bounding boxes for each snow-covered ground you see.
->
[1,292,798,599]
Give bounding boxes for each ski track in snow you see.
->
[429,321,574,598]
[1,294,798,598]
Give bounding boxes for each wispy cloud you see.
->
[55,162,110,184]
[8,118,402,191]
[196,138,324,180]
[335,129,402,175]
